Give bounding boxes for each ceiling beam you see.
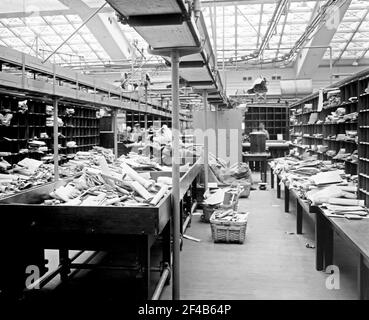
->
[0,7,114,19]
[294,0,351,79]
[201,0,315,6]
[58,0,132,60]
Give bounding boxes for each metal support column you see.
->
[148,44,202,301]
[215,106,218,158]
[112,109,118,159]
[171,50,181,300]
[53,99,59,180]
[203,90,209,191]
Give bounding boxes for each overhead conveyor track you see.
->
[106,0,226,107]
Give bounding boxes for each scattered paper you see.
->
[18,158,43,174]
[310,170,343,185]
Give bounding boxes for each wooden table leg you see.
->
[260,161,263,182]
[180,200,184,251]
[59,249,70,282]
[296,200,303,234]
[270,168,274,189]
[324,224,334,269]
[284,185,289,213]
[140,235,151,300]
[162,221,171,285]
[263,159,267,183]
[359,255,369,300]
[315,210,325,271]
[277,176,281,199]
[315,209,334,271]
[185,190,192,226]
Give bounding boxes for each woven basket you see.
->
[210,213,248,244]
[202,187,241,223]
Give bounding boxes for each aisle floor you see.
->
[161,184,358,300]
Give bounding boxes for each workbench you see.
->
[242,152,270,183]
[271,167,369,300]
[242,142,290,159]
[0,162,202,301]
[271,167,317,234]
[315,207,369,300]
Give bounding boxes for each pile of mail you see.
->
[43,157,170,207]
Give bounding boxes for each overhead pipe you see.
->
[228,0,344,67]
[258,0,289,58]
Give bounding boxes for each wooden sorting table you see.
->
[272,168,369,300]
[242,152,270,183]
[242,142,290,159]
[271,165,369,300]
[0,162,202,300]
[147,163,201,237]
[271,169,284,201]
[315,208,369,300]
[271,168,318,234]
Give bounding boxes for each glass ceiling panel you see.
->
[0,0,67,14]
[1,18,24,27]
[65,15,83,25]
[352,32,369,41]
[200,0,369,66]
[11,26,35,37]
[52,24,75,34]
[322,0,369,62]
[0,0,367,69]
[0,9,110,66]
[81,0,106,7]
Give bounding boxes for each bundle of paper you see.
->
[328,198,364,206]
[307,185,357,205]
[46,165,169,207]
[310,170,344,185]
[0,164,55,199]
[290,167,321,176]
[203,189,225,206]
[325,204,367,215]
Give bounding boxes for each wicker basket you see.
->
[210,213,249,244]
[202,187,241,223]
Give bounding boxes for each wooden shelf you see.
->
[290,75,360,178]
[244,104,289,140]
[0,93,101,164]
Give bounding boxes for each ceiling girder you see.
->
[58,0,132,60]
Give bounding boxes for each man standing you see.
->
[258,122,270,140]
